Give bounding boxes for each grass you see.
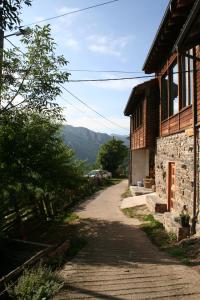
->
[7,264,63,299]
[62,212,79,224]
[123,206,148,221]
[122,205,200,266]
[121,188,132,199]
[140,215,197,265]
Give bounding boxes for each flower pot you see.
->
[180,215,190,227]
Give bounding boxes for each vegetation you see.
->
[122,205,200,265]
[1,0,32,31]
[121,188,132,199]
[1,25,69,119]
[8,264,63,299]
[0,111,86,237]
[97,138,128,177]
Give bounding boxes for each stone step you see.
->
[130,185,152,196]
[145,193,167,213]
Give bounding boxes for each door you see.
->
[168,162,175,211]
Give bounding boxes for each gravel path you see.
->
[54,180,200,300]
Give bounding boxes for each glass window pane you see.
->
[170,62,178,116]
[161,74,168,120]
[189,49,193,105]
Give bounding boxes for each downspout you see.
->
[191,48,197,235]
[129,116,132,186]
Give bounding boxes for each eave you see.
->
[124,79,157,116]
[143,0,195,74]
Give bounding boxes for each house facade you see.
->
[124,79,159,186]
[125,0,200,233]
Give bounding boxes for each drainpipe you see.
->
[129,116,132,186]
[191,49,197,235]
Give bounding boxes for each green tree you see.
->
[1,0,32,31]
[0,111,84,233]
[1,25,69,118]
[97,138,128,177]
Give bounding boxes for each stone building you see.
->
[125,0,200,234]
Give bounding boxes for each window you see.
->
[161,60,178,120]
[133,102,142,130]
[161,74,169,120]
[169,62,178,116]
[181,49,194,108]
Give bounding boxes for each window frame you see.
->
[181,48,195,109]
[133,102,143,130]
[161,49,195,122]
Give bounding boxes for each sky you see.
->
[5,0,169,135]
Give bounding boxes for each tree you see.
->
[0,110,84,232]
[1,0,32,31]
[1,25,69,118]
[97,138,128,177]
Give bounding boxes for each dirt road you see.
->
[54,180,200,299]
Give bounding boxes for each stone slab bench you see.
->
[145,193,168,214]
[130,185,153,196]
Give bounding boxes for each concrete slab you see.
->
[120,195,146,209]
[130,185,152,196]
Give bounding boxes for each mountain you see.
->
[61,125,129,164]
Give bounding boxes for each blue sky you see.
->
[6,0,168,135]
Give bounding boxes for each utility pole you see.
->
[0,0,3,109]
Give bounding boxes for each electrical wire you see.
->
[60,84,129,131]
[20,0,119,28]
[68,75,154,82]
[4,37,128,132]
[60,95,115,131]
[61,69,144,74]
[5,38,195,82]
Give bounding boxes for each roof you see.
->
[143,0,195,74]
[124,79,158,116]
[174,0,200,51]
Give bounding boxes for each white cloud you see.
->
[87,34,133,57]
[65,38,80,51]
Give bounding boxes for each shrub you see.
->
[8,264,63,299]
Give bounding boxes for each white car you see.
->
[87,170,103,179]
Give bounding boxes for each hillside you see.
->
[61,125,129,164]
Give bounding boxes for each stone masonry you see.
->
[155,132,194,216]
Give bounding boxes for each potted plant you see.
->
[179,205,190,227]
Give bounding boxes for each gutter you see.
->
[191,49,198,234]
[174,0,200,51]
[142,0,173,72]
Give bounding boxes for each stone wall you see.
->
[155,132,194,215]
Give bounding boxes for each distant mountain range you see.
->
[61,125,129,164]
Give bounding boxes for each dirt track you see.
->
[54,180,200,300]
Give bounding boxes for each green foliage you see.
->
[63,212,79,224]
[2,25,69,119]
[0,111,85,234]
[8,264,63,299]
[2,0,32,31]
[121,188,132,199]
[97,138,128,176]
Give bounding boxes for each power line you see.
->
[62,69,144,74]
[68,75,154,82]
[60,95,114,131]
[3,40,197,84]
[4,38,128,132]
[60,84,128,131]
[20,0,119,28]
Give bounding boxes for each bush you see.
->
[8,264,63,299]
